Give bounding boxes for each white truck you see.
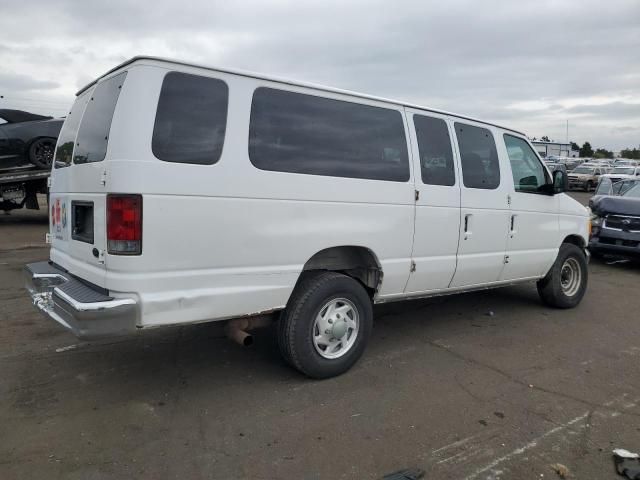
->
[26,57,590,378]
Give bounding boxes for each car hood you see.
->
[590,196,640,216]
[568,173,593,178]
[603,174,634,179]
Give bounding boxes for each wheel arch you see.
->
[298,245,383,298]
[562,234,586,249]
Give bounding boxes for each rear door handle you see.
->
[510,214,517,237]
[464,214,472,239]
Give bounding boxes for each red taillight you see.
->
[107,194,142,255]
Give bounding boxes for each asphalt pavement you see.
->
[1,193,638,480]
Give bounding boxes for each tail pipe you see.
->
[225,315,274,347]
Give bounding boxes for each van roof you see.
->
[78,56,527,137]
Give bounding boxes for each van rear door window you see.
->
[454,122,500,189]
[74,72,127,164]
[54,91,90,168]
[152,72,229,165]
[414,114,455,186]
[249,87,410,182]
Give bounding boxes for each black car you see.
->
[0,109,63,171]
[589,178,640,258]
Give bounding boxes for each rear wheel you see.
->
[537,243,588,308]
[278,271,373,379]
[585,180,593,192]
[29,138,56,170]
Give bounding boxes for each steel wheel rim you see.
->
[35,140,54,166]
[313,297,359,359]
[560,257,581,297]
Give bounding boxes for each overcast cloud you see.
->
[1,0,639,150]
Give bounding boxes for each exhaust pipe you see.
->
[225,315,273,347]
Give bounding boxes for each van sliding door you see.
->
[403,109,460,294]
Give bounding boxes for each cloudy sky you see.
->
[1,0,639,150]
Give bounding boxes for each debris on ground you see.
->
[382,467,425,480]
[613,448,640,479]
[485,311,495,317]
[550,463,570,478]
[605,258,630,265]
[55,344,78,353]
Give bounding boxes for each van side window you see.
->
[414,115,455,186]
[152,72,229,165]
[503,135,550,193]
[249,88,410,182]
[455,123,500,189]
[74,72,127,164]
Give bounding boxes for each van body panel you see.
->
[39,57,590,335]
[72,64,414,327]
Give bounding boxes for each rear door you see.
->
[404,109,460,293]
[49,72,127,286]
[449,121,511,288]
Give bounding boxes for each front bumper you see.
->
[568,178,589,189]
[589,228,640,258]
[25,261,138,339]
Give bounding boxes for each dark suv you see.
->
[589,179,640,258]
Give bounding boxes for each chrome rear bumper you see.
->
[25,261,138,339]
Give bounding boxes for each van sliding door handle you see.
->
[510,214,517,237]
[464,214,472,239]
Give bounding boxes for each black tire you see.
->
[278,271,373,379]
[28,137,56,170]
[585,180,593,192]
[537,243,588,308]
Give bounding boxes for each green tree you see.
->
[620,148,640,160]
[579,142,594,157]
[540,135,551,142]
[594,148,613,159]
[570,141,580,151]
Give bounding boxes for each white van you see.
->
[26,57,590,378]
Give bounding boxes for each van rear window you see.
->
[152,72,229,165]
[54,91,90,168]
[74,72,127,164]
[249,88,410,182]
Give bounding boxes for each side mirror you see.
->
[553,170,567,194]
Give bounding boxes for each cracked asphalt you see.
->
[1,192,639,480]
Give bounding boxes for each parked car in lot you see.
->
[589,178,640,258]
[25,57,590,378]
[602,166,640,184]
[0,109,63,171]
[568,165,606,191]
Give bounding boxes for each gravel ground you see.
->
[1,193,638,480]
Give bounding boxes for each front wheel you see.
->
[585,181,593,192]
[278,271,373,379]
[537,243,588,308]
